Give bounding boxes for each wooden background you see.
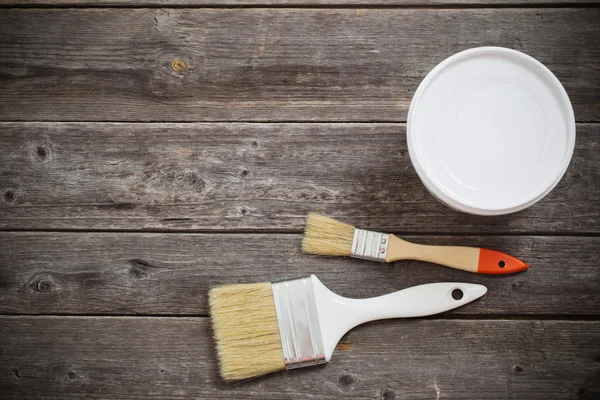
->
[0,1,599,399]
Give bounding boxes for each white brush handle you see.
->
[346,282,486,320]
[311,277,487,361]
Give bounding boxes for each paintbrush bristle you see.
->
[302,213,355,256]
[209,282,285,381]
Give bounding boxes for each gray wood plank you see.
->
[4,0,599,5]
[1,232,598,316]
[0,9,598,122]
[0,316,598,399]
[1,122,598,233]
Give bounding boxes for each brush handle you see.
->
[385,235,529,274]
[312,277,488,361]
[342,282,487,321]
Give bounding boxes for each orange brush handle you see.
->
[477,248,529,274]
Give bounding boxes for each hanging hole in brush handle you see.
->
[478,249,528,274]
[451,289,464,300]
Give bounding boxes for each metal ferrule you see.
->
[351,229,389,262]
[271,277,326,370]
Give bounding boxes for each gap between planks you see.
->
[1,228,600,236]
[2,3,600,9]
[1,313,599,320]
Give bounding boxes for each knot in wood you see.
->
[171,58,191,73]
[379,386,397,400]
[512,364,524,374]
[129,260,152,279]
[2,188,19,204]
[238,167,250,178]
[337,371,359,391]
[35,145,50,162]
[36,278,54,293]
[3,190,15,203]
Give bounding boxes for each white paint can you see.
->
[407,47,575,215]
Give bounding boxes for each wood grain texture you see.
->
[1,3,598,400]
[1,232,598,316]
[4,0,600,5]
[1,9,599,122]
[1,122,598,233]
[1,316,599,399]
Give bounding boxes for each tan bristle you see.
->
[209,282,285,381]
[302,213,355,256]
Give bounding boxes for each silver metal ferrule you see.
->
[271,277,326,370]
[351,228,389,261]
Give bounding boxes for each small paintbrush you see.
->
[302,213,529,274]
[209,275,486,380]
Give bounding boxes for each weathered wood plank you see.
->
[1,9,598,122]
[1,232,598,315]
[0,316,598,399]
[0,123,597,233]
[4,0,599,5]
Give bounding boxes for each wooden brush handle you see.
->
[386,235,529,274]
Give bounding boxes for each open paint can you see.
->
[407,47,575,215]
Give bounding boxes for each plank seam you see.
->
[1,229,599,236]
[0,313,599,320]
[1,4,600,9]
[1,120,600,124]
